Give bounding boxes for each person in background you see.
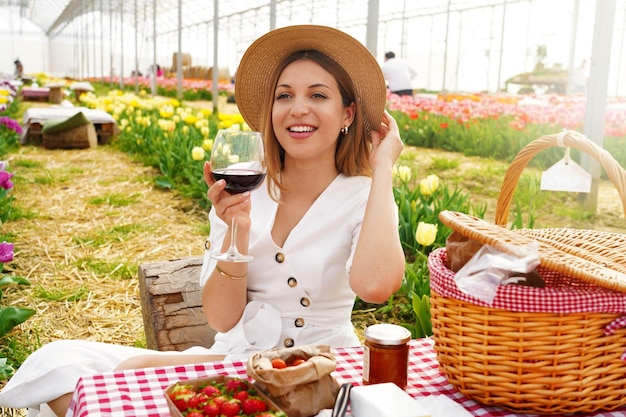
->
[381,51,417,97]
[570,59,587,95]
[0,24,406,417]
[14,58,23,78]
[147,64,164,78]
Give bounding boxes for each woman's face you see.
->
[272,59,354,165]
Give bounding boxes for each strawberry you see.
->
[200,384,221,398]
[211,395,228,407]
[170,392,194,412]
[219,398,242,417]
[242,396,268,414]
[224,378,248,393]
[234,389,249,401]
[186,412,204,417]
[203,400,220,417]
[168,383,197,411]
[187,393,208,409]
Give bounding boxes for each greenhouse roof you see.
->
[3,0,520,38]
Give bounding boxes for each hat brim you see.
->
[235,25,386,133]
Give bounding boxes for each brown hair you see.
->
[259,50,373,201]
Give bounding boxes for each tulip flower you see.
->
[202,139,213,152]
[0,242,14,263]
[420,174,440,196]
[416,222,438,246]
[191,147,205,161]
[0,170,14,190]
[393,165,412,182]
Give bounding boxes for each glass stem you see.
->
[227,216,239,256]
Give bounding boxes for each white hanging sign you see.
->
[540,149,592,193]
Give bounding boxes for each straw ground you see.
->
[1,145,208,360]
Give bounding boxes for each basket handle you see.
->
[495,130,626,226]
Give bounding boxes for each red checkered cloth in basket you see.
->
[428,248,626,314]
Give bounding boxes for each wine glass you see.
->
[210,129,266,262]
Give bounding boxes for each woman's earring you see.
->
[340,126,349,135]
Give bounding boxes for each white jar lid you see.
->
[365,323,411,345]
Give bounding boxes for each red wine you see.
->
[212,169,266,194]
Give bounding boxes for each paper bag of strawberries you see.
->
[246,344,339,417]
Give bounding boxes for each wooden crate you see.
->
[48,86,63,104]
[21,87,50,102]
[26,121,118,145]
[138,256,216,352]
[42,123,97,149]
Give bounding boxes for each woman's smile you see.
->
[288,124,317,139]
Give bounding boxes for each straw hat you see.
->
[235,25,386,133]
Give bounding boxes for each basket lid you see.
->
[439,210,626,293]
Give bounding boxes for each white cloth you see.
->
[381,57,417,93]
[0,174,370,410]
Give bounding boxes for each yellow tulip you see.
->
[202,139,213,151]
[393,165,412,182]
[159,105,174,118]
[158,119,175,132]
[183,114,199,125]
[416,222,438,246]
[420,174,440,196]
[191,147,205,161]
[218,120,233,129]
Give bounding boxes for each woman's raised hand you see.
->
[369,110,404,172]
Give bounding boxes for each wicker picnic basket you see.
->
[428,131,626,414]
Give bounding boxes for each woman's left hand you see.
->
[369,110,404,172]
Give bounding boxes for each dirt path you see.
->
[2,145,207,349]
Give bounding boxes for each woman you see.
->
[0,25,405,417]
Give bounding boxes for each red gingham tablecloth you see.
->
[67,338,626,417]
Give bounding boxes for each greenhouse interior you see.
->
[2,0,626,94]
[1,1,626,417]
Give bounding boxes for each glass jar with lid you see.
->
[362,323,411,388]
